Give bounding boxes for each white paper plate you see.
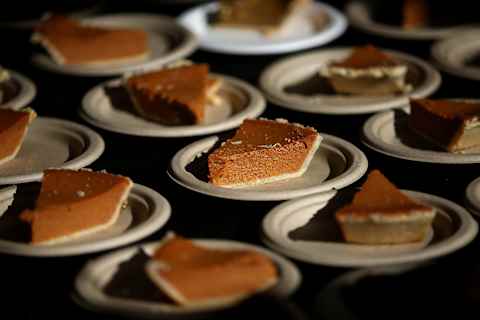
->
[80,74,265,137]
[168,133,368,201]
[31,14,198,77]
[0,184,171,256]
[178,2,346,55]
[262,190,478,267]
[0,70,36,110]
[0,117,105,185]
[74,239,301,317]
[362,110,480,164]
[0,186,16,219]
[260,47,441,115]
[346,0,476,40]
[432,30,480,81]
[466,176,480,217]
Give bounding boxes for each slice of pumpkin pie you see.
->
[402,0,429,29]
[319,45,412,96]
[31,14,150,66]
[408,98,480,153]
[208,118,321,188]
[125,64,221,125]
[0,108,36,166]
[145,233,278,307]
[215,0,311,35]
[20,169,133,245]
[335,170,436,245]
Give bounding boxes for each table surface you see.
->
[1,1,480,319]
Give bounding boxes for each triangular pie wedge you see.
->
[145,233,278,307]
[31,14,150,66]
[0,108,36,166]
[20,169,133,245]
[335,170,436,244]
[403,0,429,29]
[208,118,321,188]
[319,45,412,95]
[125,64,221,125]
[215,0,311,35]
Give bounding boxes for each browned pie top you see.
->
[0,109,32,160]
[211,119,318,157]
[32,169,131,209]
[0,109,30,133]
[336,170,432,217]
[403,0,429,29]
[152,235,278,301]
[19,169,132,244]
[410,98,480,121]
[218,0,298,27]
[127,64,209,111]
[331,45,401,69]
[34,15,149,64]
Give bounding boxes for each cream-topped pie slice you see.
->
[335,170,436,245]
[0,108,36,166]
[207,118,321,188]
[319,45,412,96]
[145,233,278,307]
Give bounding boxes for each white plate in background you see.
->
[0,70,36,110]
[466,176,480,217]
[0,117,105,185]
[432,30,480,81]
[31,14,198,77]
[260,47,441,115]
[178,1,346,55]
[346,0,476,40]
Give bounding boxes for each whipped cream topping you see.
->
[340,209,436,223]
[319,64,408,79]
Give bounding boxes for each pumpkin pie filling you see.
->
[20,169,133,245]
[335,170,436,245]
[408,98,480,153]
[319,45,412,95]
[208,118,321,188]
[0,108,36,166]
[125,64,221,125]
[145,234,278,306]
[402,0,429,29]
[31,14,150,66]
[215,0,311,35]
